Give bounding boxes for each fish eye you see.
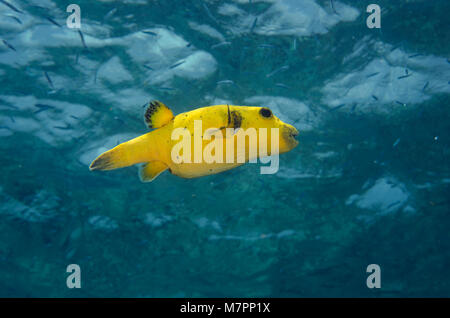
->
[260,107,272,118]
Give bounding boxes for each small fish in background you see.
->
[156,86,176,91]
[266,65,289,78]
[104,8,117,20]
[258,44,276,49]
[203,3,217,24]
[398,69,411,79]
[372,95,378,101]
[275,83,290,89]
[366,72,379,78]
[211,41,231,49]
[292,38,297,51]
[0,125,12,131]
[34,103,54,109]
[46,16,61,27]
[329,104,346,112]
[393,138,401,148]
[2,39,16,51]
[422,81,429,91]
[53,124,72,130]
[142,30,157,36]
[250,17,258,32]
[169,60,185,69]
[44,71,54,89]
[78,30,87,49]
[386,201,401,210]
[396,100,406,106]
[217,80,235,86]
[34,103,54,114]
[143,65,153,71]
[6,15,22,24]
[330,0,338,14]
[93,67,100,84]
[408,53,422,58]
[0,0,23,14]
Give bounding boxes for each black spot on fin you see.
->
[144,100,174,129]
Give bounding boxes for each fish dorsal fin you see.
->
[139,161,168,182]
[144,100,174,129]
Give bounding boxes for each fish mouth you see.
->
[286,127,299,147]
[289,130,299,139]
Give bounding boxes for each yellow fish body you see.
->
[90,101,299,182]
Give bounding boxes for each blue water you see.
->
[0,0,449,297]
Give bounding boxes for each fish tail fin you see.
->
[89,133,155,171]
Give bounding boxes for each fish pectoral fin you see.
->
[144,100,174,129]
[139,161,168,182]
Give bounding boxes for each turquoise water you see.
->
[0,0,449,297]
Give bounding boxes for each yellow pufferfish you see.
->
[90,101,299,182]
